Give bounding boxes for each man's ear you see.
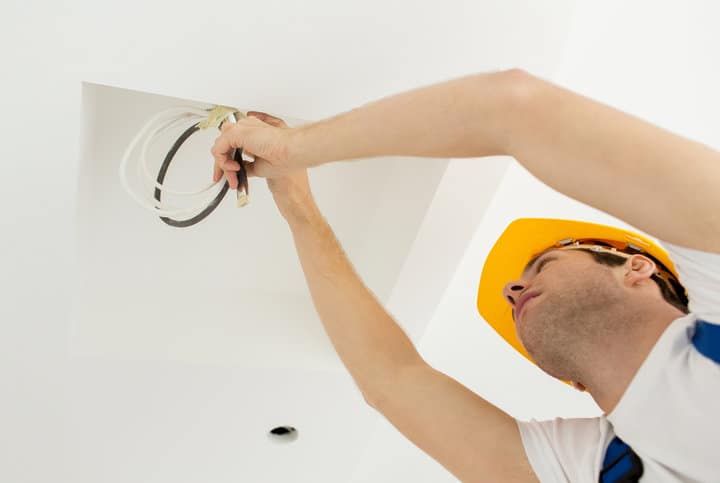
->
[624,254,656,286]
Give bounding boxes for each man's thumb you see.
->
[244,158,272,179]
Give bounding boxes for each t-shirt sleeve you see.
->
[660,240,720,324]
[516,417,609,483]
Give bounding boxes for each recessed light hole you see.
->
[268,426,298,444]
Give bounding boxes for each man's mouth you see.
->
[516,292,540,321]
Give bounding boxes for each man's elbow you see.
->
[500,68,540,103]
[478,68,543,153]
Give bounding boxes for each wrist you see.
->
[290,118,340,168]
[282,194,321,228]
[288,125,318,168]
[273,181,317,222]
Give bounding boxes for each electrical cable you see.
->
[119,105,253,228]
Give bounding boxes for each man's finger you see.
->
[225,170,238,190]
[247,111,269,121]
[247,111,286,128]
[211,132,237,168]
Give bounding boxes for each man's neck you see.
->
[584,306,685,414]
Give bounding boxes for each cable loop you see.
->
[119,105,251,227]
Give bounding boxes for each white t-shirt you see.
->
[516,240,720,482]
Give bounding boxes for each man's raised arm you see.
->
[283,194,538,483]
[293,69,720,253]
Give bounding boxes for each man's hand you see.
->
[212,111,314,220]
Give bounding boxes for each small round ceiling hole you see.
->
[268,426,299,443]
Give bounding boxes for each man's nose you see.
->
[502,281,526,307]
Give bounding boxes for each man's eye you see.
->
[537,260,551,272]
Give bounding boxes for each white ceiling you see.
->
[73,82,452,369]
[3,1,719,482]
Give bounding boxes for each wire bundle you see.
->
[119,105,253,228]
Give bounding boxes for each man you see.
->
[211,69,719,482]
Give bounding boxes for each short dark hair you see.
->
[575,247,689,314]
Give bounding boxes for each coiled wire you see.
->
[119,106,251,228]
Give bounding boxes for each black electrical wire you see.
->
[153,118,248,228]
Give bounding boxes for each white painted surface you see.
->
[72,83,449,369]
[2,1,718,482]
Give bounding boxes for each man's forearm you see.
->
[292,70,516,165]
[284,199,423,402]
[292,68,720,251]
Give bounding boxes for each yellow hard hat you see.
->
[477,218,687,367]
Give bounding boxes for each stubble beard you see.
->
[517,270,628,382]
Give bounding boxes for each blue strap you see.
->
[600,436,643,483]
[692,319,720,364]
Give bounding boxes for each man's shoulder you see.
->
[517,416,609,483]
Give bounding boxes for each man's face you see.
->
[501,247,629,380]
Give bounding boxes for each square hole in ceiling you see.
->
[70,82,448,368]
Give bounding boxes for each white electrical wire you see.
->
[119,105,252,218]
